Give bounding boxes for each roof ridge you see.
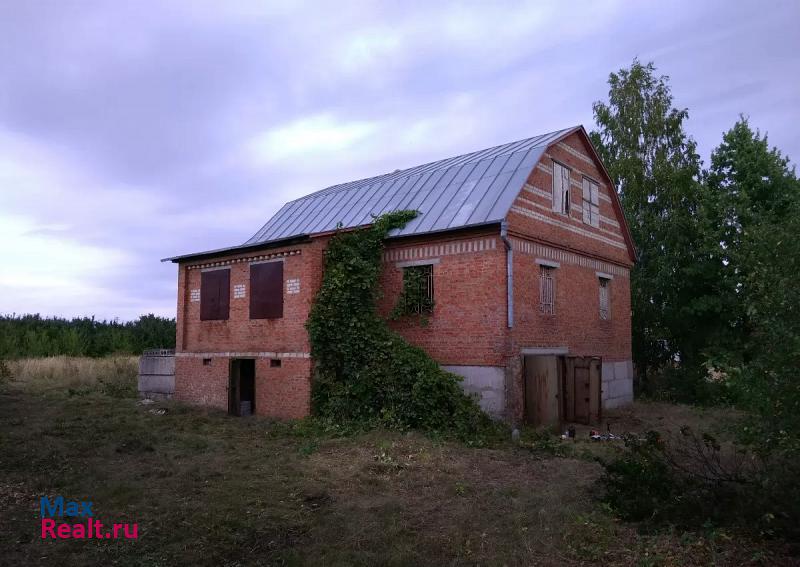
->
[288,126,578,204]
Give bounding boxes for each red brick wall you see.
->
[377,230,507,366]
[171,130,635,420]
[174,355,311,419]
[177,240,325,354]
[509,241,632,360]
[507,132,633,266]
[173,239,324,419]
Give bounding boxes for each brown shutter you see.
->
[250,261,284,319]
[200,269,230,321]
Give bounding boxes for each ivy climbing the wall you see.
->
[306,211,492,438]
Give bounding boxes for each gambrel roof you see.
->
[166,125,635,262]
[245,126,577,244]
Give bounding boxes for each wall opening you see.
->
[229,359,256,417]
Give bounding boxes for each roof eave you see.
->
[161,234,311,264]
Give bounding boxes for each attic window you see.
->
[582,177,601,228]
[552,161,571,215]
[200,269,230,321]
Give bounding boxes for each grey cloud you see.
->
[0,0,797,320]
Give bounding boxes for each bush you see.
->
[306,211,494,441]
[601,427,799,539]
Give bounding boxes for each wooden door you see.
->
[563,357,601,424]
[523,356,560,427]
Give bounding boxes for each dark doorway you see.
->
[229,359,256,416]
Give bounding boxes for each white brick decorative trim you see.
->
[555,141,595,168]
[383,237,497,262]
[233,284,246,299]
[286,278,300,294]
[510,205,628,250]
[189,289,200,302]
[596,271,614,280]
[176,351,311,359]
[186,249,302,270]
[512,238,629,276]
[516,196,623,241]
[522,183,552,201]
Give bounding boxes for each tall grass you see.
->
[5,355,138,397]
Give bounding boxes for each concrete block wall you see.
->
[138,352,175,399]
[442,365,506,419]
[602,360,634,409]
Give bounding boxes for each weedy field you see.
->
[0,358,792,566]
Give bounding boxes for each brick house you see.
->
[164,125,636,426]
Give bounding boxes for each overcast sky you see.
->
[1,1,798,321]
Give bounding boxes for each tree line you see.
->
[0,314,176,358]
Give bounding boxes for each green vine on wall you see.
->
[306,211,491,438]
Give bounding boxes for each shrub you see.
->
[306,211,494,441]
[600,427,799,539]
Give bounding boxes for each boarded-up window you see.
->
[200,269,230,321]
[250,261,284,319]
[552,161,571,214]
[599,278,610,320]
[582,177,601,228]
[539,266,555,315]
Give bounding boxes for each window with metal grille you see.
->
[582,177,601,227]
[599,278,611,320]
[539,266,555,315]
[552,160,571,215]
[400,264,434,314]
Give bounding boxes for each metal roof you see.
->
[244,126,579,244]
[163,126,593,262]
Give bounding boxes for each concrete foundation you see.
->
[442,365,506,419]
[601,359,634,409]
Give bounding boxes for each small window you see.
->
[202,358,212,366]
[539,266,555,315]
[399,264,434,314]
[599,278,611,320]
[200,269,230,321]
[250,261,284,319]
[582,177,601,228]
[270,358,281,368]
[552,161,571,215]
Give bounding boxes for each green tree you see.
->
[705,119,800,444]
[591,59,721,399]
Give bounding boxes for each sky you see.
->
[1,0,798,321]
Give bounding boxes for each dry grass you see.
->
[6,355,137,396]
[0,362,793,566]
